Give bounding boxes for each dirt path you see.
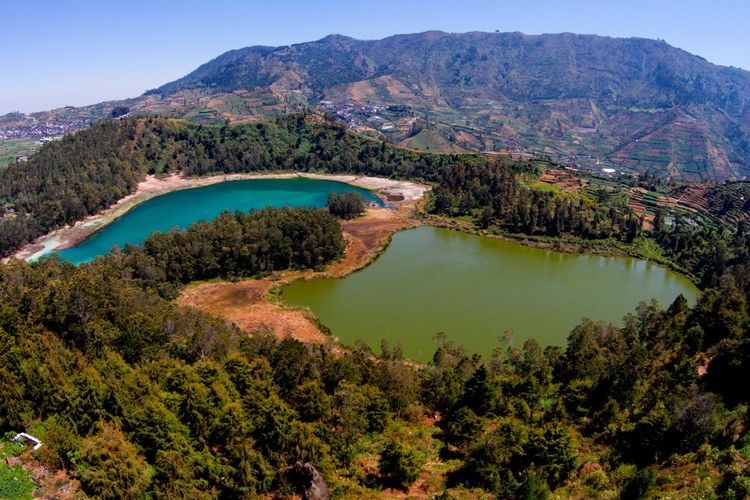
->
[11,172,430,262]
[177,202,421,345]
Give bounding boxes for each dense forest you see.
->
[2,114,750,497]
[326,191,365,220]
[1,202,750,497]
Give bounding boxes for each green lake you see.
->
[282,226,699,360]
[55,178,381,264]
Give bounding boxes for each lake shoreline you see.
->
[178,203,422,346]
[421,214,698,285]
[178,199,698,352]
[11,172,430,262]
[281,224,700,359]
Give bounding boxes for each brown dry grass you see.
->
[346,80,377,101]
[207,98,225,109]
[177,205,420,344]
[179,280,327,343]
[375,75,417,100]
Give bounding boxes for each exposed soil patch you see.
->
[539,168,588,192]
[179,280,327,344]
[178,200,423,344]
[331,208,418,276]
[345,80,377,100]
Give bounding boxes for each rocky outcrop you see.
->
[282,462,330,500]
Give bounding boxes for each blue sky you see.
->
[2,0,748,115]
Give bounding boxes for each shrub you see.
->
[328,192,366,219]
[79,422,152,499]
[379,437,426,489]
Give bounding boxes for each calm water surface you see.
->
[55,178,381,264]
[283,226,699,360]
[55,179,699,360]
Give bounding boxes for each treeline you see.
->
[0,206,353,497]
[33,207,342,363]
[652,210,750,289]
[430,163,642,241]
[0,114,483,256]
[0,119,146,254]
[0,113,635,256]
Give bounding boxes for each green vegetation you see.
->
[78,422,152,499]
[378,436,426,488]
[0,113,625,257]
[6,32,750,180]
[0,444,35,499]
[0,113,479,255]
[1,114,750,496]
[283,226,697,359]
[149,31,750,180]
[0,138,40,167]
[0,463,34,499]
[131,207,345,289]
[327,191,366,219]
[2,239,749,496]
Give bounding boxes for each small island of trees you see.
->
[327,191,366,219]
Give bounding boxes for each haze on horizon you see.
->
[2,0,749,115]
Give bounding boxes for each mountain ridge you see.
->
[4,31,750,180]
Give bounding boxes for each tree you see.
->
[0,366,27,429]
[79,422,152,499]
[327,191,366,219]
[111,106,130,118]
[329,382,369,462]
[379,437,426,489]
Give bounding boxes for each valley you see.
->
[7,0,750,493]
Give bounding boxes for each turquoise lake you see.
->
[55,178,381,264]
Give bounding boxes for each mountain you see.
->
[5,31,750,180]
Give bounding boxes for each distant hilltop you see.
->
[4,31,750,181]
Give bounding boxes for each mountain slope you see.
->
[145,31,750,181]
[156,32,749,110]
[4,31,750,180]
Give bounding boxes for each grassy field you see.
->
[0,138,40,168]
[0,443,35,499]
[403,129,452,151]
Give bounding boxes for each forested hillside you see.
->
[2,114,750,496]
[1,186,750,497]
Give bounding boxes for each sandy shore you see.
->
[12,172,430,262]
